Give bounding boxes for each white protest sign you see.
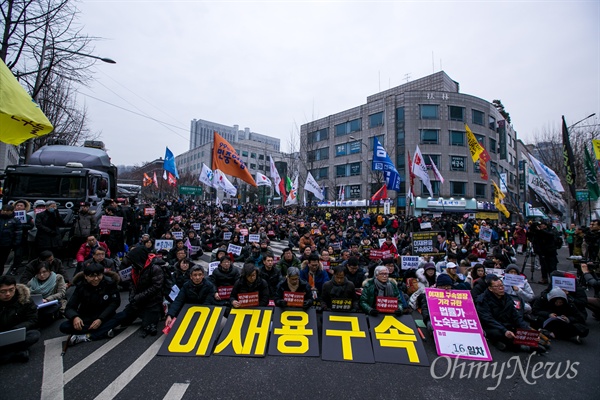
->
[503,274,525,288]
[249,234,261,243]
[190,246,201,254]
[208,261,220,275]
[14,210,26,223]
[155,239,174,251]
[420,222,432,230]
[552,276,576,292]
[479,226,492,243]
[172,231,184,240]
[485,268,504,277]
[168,285,180,302]
[227,244,242,256]
[246,219,253,224]
[239,236,245,244]
[192,223,201,231]
[118,267,132,282]
[223,232,232,241]
[400,256,419,270]
[100,216,123,231]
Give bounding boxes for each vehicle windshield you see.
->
[6,175,85,199]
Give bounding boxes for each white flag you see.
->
[199,163,217,188]
[412,145,433,197]
[429,156,445,184]
[304,172,324,200]
[162,170,167,180]
[285,175,298,206]
[527,153,565,192]
[256,172,272,187]
[269,155,282,195]
[338,185,345,201]
[213,169,237,197]
[215,196,222,209]
[303,190,307,206]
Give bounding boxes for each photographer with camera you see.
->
[581,263,600,321]
[527,220,558,284]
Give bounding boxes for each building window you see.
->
[369,111,384,128]
[336,163,361,177]
[335,118,362,136]
[448,106,465,122]
[307,147,329,162]
[450,156,466,171]
[489,115,496,130]
[258,154,264,160]
[250,163,256,169]
[310,167,328,180]
[420,129,439,144]
[510,172,516,185]
[251,153,256,159]
[369,135,385,150]
[420,104,439,120]
[449,130,465,146]
[472,109,485,126]
[490,161,498,174]
[489,138,497,153]
[450,181,466,196]
[474,183,486,198]
[258,164,264,171]
[349,185,361,199]
[474,160,481,173]
[242,151,248,157]
[307,128,329,144]
[397,153,406,170]
[423,154,440,170]
[335,141,362,157]
[475,134,485,147]
[421,181,440,197]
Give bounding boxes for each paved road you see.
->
[2,242,599,400]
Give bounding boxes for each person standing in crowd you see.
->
[35,201,65,255]
[528,221,558,285]
[564,223,576,256]
[0,275,40,363]
[9,200,34,275]
[0,204,22,274]
[71,202,97,259]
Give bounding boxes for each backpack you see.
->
[554,234,564,250]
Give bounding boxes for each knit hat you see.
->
[423,262,436,271]
[505,264,520,274]
[126,246,150,268]
[547,287,567,302]
[436,274,454,287]
[83,262,104,276]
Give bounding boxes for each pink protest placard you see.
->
[425,288,492,361]
[99,215,123,231]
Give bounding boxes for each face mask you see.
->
[461,248,467,253]
[48,208,56,213]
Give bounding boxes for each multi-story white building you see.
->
[300,71,519,217]
[190,119,280,152]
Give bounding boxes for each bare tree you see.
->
[1,0,102,149]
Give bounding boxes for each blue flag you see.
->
[163,147,179,179]
[372,137,401,191]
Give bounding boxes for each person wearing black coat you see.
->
[476,275,532,352]
[20,251,68,284]
[321,266,358,312]
[0,275,39,362]
[166,265,216,327]
[0,204,23,273]
[531,287,589,342]
[274,267,313,309]
[230,264,270,308]
[34,201,65,254]
[115,246,164,337]
[59,263,121,344]
[259,254,282,299]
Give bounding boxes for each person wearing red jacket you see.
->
[75,236,110,272]
[379,236,398,257]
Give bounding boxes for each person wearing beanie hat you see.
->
[531,287,589,343]
[476,275,537,352]
[435,274,454,289]
[60,260,121,345]
[502,264,535,316]
[114,246,164,338]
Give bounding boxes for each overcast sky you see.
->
[76,1,599,166]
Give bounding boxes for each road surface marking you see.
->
[64,325,140,384]
[41,337,65,400]
[93,335,165,400]
[163,382,190,400]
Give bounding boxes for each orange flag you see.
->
[143,173,152,187]
[479,148,491,180]
[212,132,257,187]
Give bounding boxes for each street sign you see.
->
[179,186,203,195]
[576,189,589,201]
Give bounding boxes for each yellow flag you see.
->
[0,59,53,145]
[492,181,505,200]
[492,181,509,217]
[593,139,600,160]
[465,124,484,162]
